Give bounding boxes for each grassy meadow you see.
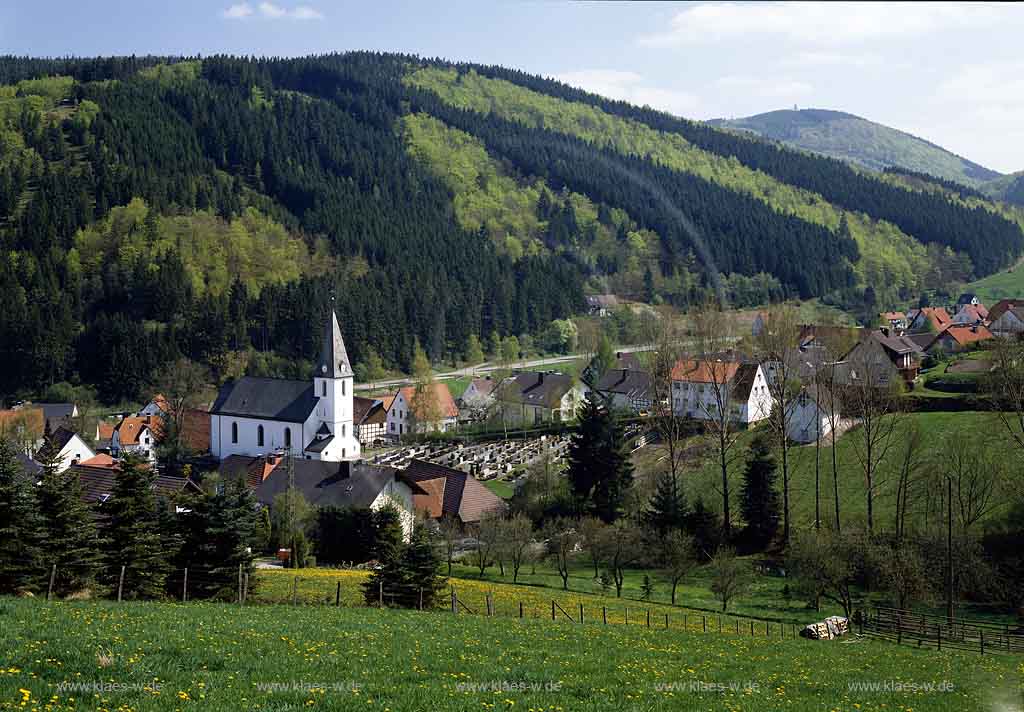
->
[1,597,1021,712]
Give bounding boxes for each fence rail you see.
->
[860,606,1024,655]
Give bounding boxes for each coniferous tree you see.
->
[738,434,781,552]
[362,503,405,606]
[99,455,171,599]
[566,394,634,522]
[686,497,722,560]
[643,470,689,536]
[35,447,99,596]
[397,524,446,608]
[0,440,43,593]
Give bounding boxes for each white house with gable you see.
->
[209,308,361,462]
[671,359,771,425]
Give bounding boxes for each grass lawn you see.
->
[482,479,515,499]
[676,410,1009,536]
[1,597,1019,711]
[966,265,1024,305]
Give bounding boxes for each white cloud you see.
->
[222,3,253,19]
[639,2,1012,48]
[780,51,884,69]
[222,2,323,20]
[554,69,701,117]
[716,76,813,100]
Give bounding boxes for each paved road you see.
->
[355,344,655,392]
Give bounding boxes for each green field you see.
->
[1,597,1019,712]
[679,410,1009,535]
[965,266,1024,304]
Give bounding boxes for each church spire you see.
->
[319,306,352,378]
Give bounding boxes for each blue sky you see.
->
[4,1,1023,172]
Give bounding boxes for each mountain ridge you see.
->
[708,108,1002,188]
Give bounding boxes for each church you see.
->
[209,309,362,462]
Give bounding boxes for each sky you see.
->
[3,1,1023,173]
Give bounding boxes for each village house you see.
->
[40,426,95,472]
[988,305,1024,337]
[111,416,161,461]
[987,299,1024,324]
[670,359,772,425]
[880,311,907,331]
[248,458,426,540]
[209,309,362,462]
[925,324,994,354]
[36,403,78,432]
[401,458,507,526]
[458,377,499,423]
[585,294,619,317]
[353,395,388,448]
[906,307,952,333]
[494,372,581,426]
[69,454,197,508]
[385,383,459,440]
[786,386,834,444]
[951,302,989,325]
[839,330,923,387]
[594,367,653,414]
[0,406,45,456]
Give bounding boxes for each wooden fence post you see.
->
[419,588,424,611]
[683,613,687,629]
[750,621,754,636]
[625,607,629,626]
[702,615,706,633]
[117,565,126,603]
[182,568,188,603]
[718,616,722,634]
[766,621,769,637]
[602,606,607,625]
[551,601,555,621]
[519,602,523,619]
[646,609,650,628]
[238,563,243,604]
[579,603,584,624]
[336,581,341,607]
[980,630,985,656]
[936,624,941,651]
[665,613,669,629]
[47,564,56,601]
[242,573,249,605]
[378,580,383,608]
[291,576,298,606]
[451,588,457,614]
[897,615,902,645]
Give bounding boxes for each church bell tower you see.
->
[312,307,359,461]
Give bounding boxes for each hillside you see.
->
[710,108,1002,187]
[2,598,1017,711]
[982,170,1024,207]
[1,54,1023,402]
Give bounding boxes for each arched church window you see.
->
[322,381,327,397]
[284,427,292,448]
[231,422,238,444]
[257,425,264,447]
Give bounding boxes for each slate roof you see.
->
[253,459,423,509]
[15,452,42,476]
[319,309,353,379]
[730,363,760,401]
[988,299,1024,323]
[210,376,317,423]
[402,459,506,524]
[353,396,378,424]
[69,461,193,504]
[495,372,575,409]
[905,333,935,351]
[595,368,652,399]
[874,331,923,356]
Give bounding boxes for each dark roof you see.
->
[352,396,378,424]
[220,453,282,489]
[614,352,643,370]
[254,459,417,509]
[873,330,923,356]
[38,403,75,424]
[304,434,334,453]
[905,333,934,351]
[496,372,575,409]
[48,426,79,451]
[957,293,977,304]
[595,368,652,398]
[730,363,760,401]
[402,459,506,524]
[210,377,317,423]
[70,464,193,504]
[15,452,42,476]
[319,309,353,379]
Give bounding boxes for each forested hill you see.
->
[709,108,1002,187]
[1,53,1023,404]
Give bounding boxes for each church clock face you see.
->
[321,365,327,374]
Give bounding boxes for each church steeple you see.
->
[319,308,353,379]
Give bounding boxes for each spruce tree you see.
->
[397,524,446,609]
[35,447,100,596]
[739,434,781,552]
[566,394,634,522]
[363,503,405,606]
[100,455,171,599]
[686,497,722,560]
[0,440,43,594]
[642,470,689,536]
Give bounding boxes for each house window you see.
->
[257,425,264,447]
[284,427,291,448]
[231,422,238,444]
[341,424,346,437]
